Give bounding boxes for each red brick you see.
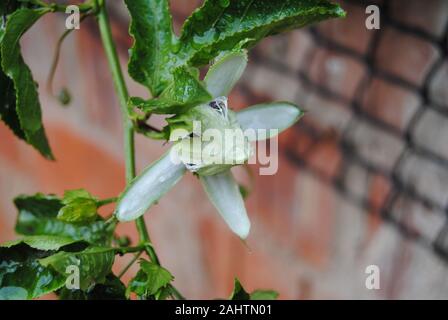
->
[308,47,366,100]
[76,28,122,133]
[361,77,421,131]
[170,0,202,18]
[389,0,448,38]
[375,27,440,86]
[198,215,250,298]
[368,174,391,211]
[305,93,352,132]
[0,123,22,165]
[429,61,448,108]
[246,154,300,245]
[256,30,314,72]
[292,173,336,268]
[170,0,202,35]
[239,249,299,299]
[0,121,125,203]
[305,138,342,180]
[317,1,374,54]
[287,127,314,157]
[344,162,369,200]
[243,64,300,102]
[413,108,448,159]
[391,196,446,242]
[398,152,448,207]
[228,87,253,111]
[348,120,404,172]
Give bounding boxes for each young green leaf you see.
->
[125,0,177,96]
[57,198,98,223]
[1,8,53,159]
[14,194,114,246]
[57,189,99,223]
[179,0,345,66]
[130,66,212,114]
[126,259,174,300]
[62,189,97,204]
[229,278,250,300]
[228,278,278,300]
[250,289,279,300]
[39,247,115,291]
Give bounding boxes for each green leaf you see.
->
[0,2,26,141]
[57,198,98,223]
[0,68,24,139]
[0,286,28,300]
[0,235,85,299]
[0,235,81,251]
[228,278,278,300]
[0,240,67,299]
[58,273,126,300]
[130,66,212,114]
[14,194,114,246]
[62,189,97,204]
[0,8,53,159]
[57,189,98,223]
[250,289,279,300]
[126,259,174,300]
[82,273,126,300]
[229,278,250,300]
[39,247,115,291]
[125,0,177,96]
[1,240,115,299]
[1,0,36,16]
[179,0,345,66]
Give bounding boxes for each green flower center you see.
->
[172,97,252,176]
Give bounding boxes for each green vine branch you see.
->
[95,0,183,299]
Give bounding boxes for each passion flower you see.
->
[115,51,303,239]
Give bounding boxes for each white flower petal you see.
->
[236,102,303,141]
[205,51,248,98]
[115,149,186,221]
[200,170,251,239]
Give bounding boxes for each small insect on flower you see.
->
[115,50,303,239]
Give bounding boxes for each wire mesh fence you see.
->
[238,0,448,261]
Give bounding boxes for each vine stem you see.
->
[115,244,148,255]
[118,251,143,279]
[96,0,149,245]
[97,196,118,207]
[95,0,184,300]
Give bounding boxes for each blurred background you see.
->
[1,0,448,299]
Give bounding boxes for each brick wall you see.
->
[1,0,448,299]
